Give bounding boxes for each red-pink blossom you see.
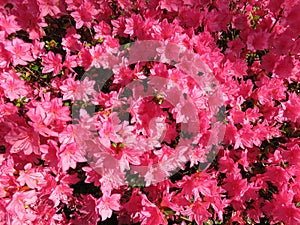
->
[58,143,86,172]
[41,51,62,75]
[70,1,98,29]
[96,193,121,221]
[17,163,45,189]
[5,38,34,66]
[37,0,62,17]
[0,70,29,101]
[283,92,300,123]
[247,29,271,51]
[5,125,40,155]
[6,190,37,221]
[0,14,21,35]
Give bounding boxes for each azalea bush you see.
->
[1,0,300,224]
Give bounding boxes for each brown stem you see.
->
[269,8,284,33]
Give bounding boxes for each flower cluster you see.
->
[0,0,300,224]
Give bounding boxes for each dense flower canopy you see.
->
[0,0,300,224]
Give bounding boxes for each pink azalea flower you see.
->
[0,43,11,68]
[96,193,121,221]
[6,190,37,221]
[91,44,105,68]
[17,163,45,189]
[159,0,182,11]
[26,104,59,137]
[0,14,21,35]
[0,102,18,123]
[65,0,83,11]
[63,53,78,74]
[5,38,34,66]
[223,175,249,200]
[71,194,99,225]
[33,197,58,225]
[96,115,124,149]
[262,165,291,188]
[58,143,86,172]
[13,2,48,40]
[263,185,300,225]
[5,126,40,155]
[234,122,260,149]
[185,200,211,225]
[140,204,167,225]
[94,21,111,38]
[206,9,231,32]
[42,97,71,125]
[47,173,79,208]
[49,183,73,207]
[31,40,45,59]
[40,139,60,168]
[61,27,82,52]
[274,55,294,79]
[82,166,102,186]
[77,47,93,70]
[0,70,29,101]
[72,76,96,101]
[70,2,98,29]
[261,51,278,72]
[41,51,62,75]
[281,143,300,166]
[255,76,286,104]
[37,0,62,17]
[58,125,76,146]
[60,75,80,101]
[283,92,300,123]
[247,29,271,51]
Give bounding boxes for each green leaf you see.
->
[98,36,103,44]
[31,65,39,71]
[119,143,125,148]
[124,43,131,50]
[163,209,175,215]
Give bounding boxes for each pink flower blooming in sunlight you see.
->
[6,190,37,221]
[49,173,79,207]
[58,143,86,172]
[0,43,11,68]
[96,193,121,221]
[185,200,211,225]
[0,70,29,101]
[70,1,98,29]
[5,38,34,66]
[41,51,62,75]
[60,75,81,101]
[49,182,74,207]
[140,198,167,225]
[17,163,45,189]
[246,29,271,51]
[283,92,300,123]
[5,126,40,155]
[0,14,21,35]
[37,0,62,17]
[73,76,96,101]
[42,97,71,125]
